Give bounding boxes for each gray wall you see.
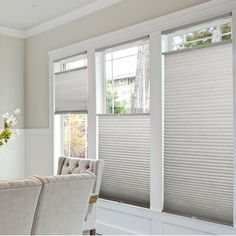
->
[0,35,25,128]
[25,0,207,128]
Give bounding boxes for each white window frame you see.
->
[49,1,236,231]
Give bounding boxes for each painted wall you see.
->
[25,0,207,128]
[0,35,25,128]
[0,35,25,179]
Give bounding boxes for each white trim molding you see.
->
[150,31,163,211]
[24,0,124,38]
[0,26,25,38]
[0,0,124,39]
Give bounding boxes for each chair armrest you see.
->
[89,194,99,204]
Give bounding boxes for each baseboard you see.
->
[97,222,138,235]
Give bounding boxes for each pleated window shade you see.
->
[54,67,88,114]
[163,42,233,225]
[98,114,150,208]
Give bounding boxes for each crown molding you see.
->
[0,0,124,39]
[0,26,25,38]
[0,0,234,40]
[24,0,124,38]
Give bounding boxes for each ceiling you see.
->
[0,0,215,38]
[0,0,98,30]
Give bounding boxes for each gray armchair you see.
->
[57,157,104,235]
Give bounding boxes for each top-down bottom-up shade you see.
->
[98,114,150,208]
[54,67,88,114]
[163,42,233,225]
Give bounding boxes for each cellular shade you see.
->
[98,114,150,207]
[163,42,233,225]
[54,67,88,114]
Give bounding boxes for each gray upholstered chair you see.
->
[0,177,42,235]
[57,157,104,235]
[31,173,95,235]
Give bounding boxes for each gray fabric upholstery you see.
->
[0,177,42,235]
[57,157,104,195]
[31,173,96,235]
[57,157,104,231]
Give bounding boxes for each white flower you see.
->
[14,108,21,116]
[2,113,9,119]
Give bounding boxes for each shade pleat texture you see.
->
[55,68,88,114]
[163,42,233,225]
[99,115,150,208]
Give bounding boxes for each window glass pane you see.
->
[100,39,150,114]
[63,113,87,158]
[67,59,87,70]
[221,23,231,40]
[108,46,138,60]
[164,18,232,52]
[184,29,212,48]
[54,54,87,73]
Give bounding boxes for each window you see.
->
[54,54,87,73]
[97,38,150,114]
[63,114,87,158]
[162,20,233,225]
[96,38,151,208]
[164,18,232,52]
[54,54,88,158]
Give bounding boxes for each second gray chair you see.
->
[31,173,95,235]
[57,157,104,235]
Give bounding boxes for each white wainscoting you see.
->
[0,129,53,180]
[0,130,25,180]
[96,199,236,235]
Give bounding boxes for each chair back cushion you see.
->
[31,173,95,235]
[58,157,104,194]
[0,177,42,235]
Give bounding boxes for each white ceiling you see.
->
[0,0,98,30]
